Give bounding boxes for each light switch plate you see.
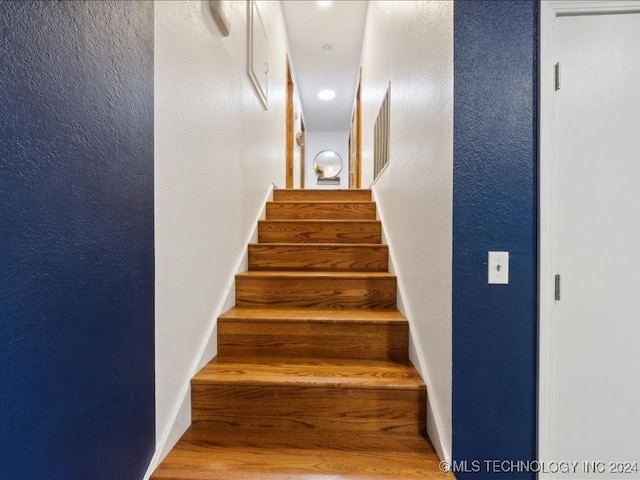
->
[488,251,509,284]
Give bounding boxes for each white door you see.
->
[542,7,640,478]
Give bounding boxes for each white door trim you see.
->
[538,1,640,474]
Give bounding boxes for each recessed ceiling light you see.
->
[322,44,333,50]
[318,89,336,101]
[317,1,332,6]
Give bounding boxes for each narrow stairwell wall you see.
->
[359,0,454,461]
[152,0,295,472]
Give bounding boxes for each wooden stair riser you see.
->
[273,189,372,202]
[248,244,388,272]
[218,320,409,361]
[266,201,377,220]
[258,220,381,244]
[235,275,397,310]
[191,384,426,436]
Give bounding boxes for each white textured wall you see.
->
[360,1,453,460]
[153,0,290,468]
[292,85,304,189]
[305,130,350,189]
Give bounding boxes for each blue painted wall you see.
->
[0,2,154,478]
[453,1,537,478]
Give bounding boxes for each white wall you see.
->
[153,0,291,471]
[292,93,304,189]
[359,1,453,461]
[305,130,350,189]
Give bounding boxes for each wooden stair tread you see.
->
[178,422,434,451]
[152,424,451,480]
[218,307,409,361]
[151,424,452,480]
[236,270,395,279]
[261,218,380,224]
[258,219,382,244]
[268,200,376,205]
[193,357,425,390]
[235,271,397,310]
[273,188,373,202]
[266,204,376,220]
[248,243,389,271]
[249,241,387,248]
[266,201,377,209]
[275,189,373,193]
[219,306,407,324]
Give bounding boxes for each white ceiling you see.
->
[281,0,369,132]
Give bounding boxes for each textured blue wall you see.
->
[0,2,154,478]
[453,1,537,478]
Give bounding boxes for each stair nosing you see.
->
[219,307,406,324]
[248,242,387,248]
[267,200,376,203]
[219,317,407,325]
[192,378,425,391]
[259,219,380,224]
[192,365,425,391]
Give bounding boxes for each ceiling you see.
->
[281,1,369,132]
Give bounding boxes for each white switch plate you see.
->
[488,251,509,284]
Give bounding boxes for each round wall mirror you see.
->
[313,150,342,179]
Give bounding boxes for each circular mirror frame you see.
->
[313,150,343,179]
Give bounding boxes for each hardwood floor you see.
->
[151,189,453,480]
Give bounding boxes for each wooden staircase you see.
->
[151,189,452,480]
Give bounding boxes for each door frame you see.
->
[285,56,294,189]
[354,67,362,188]
[538,0,640,467]
[298,117,306,189]
[349,67,363,189]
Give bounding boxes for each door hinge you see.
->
[554,274,561,301]
[554,62,561,91]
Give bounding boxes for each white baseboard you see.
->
[144,184,274,479]
[372,187,451,464]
